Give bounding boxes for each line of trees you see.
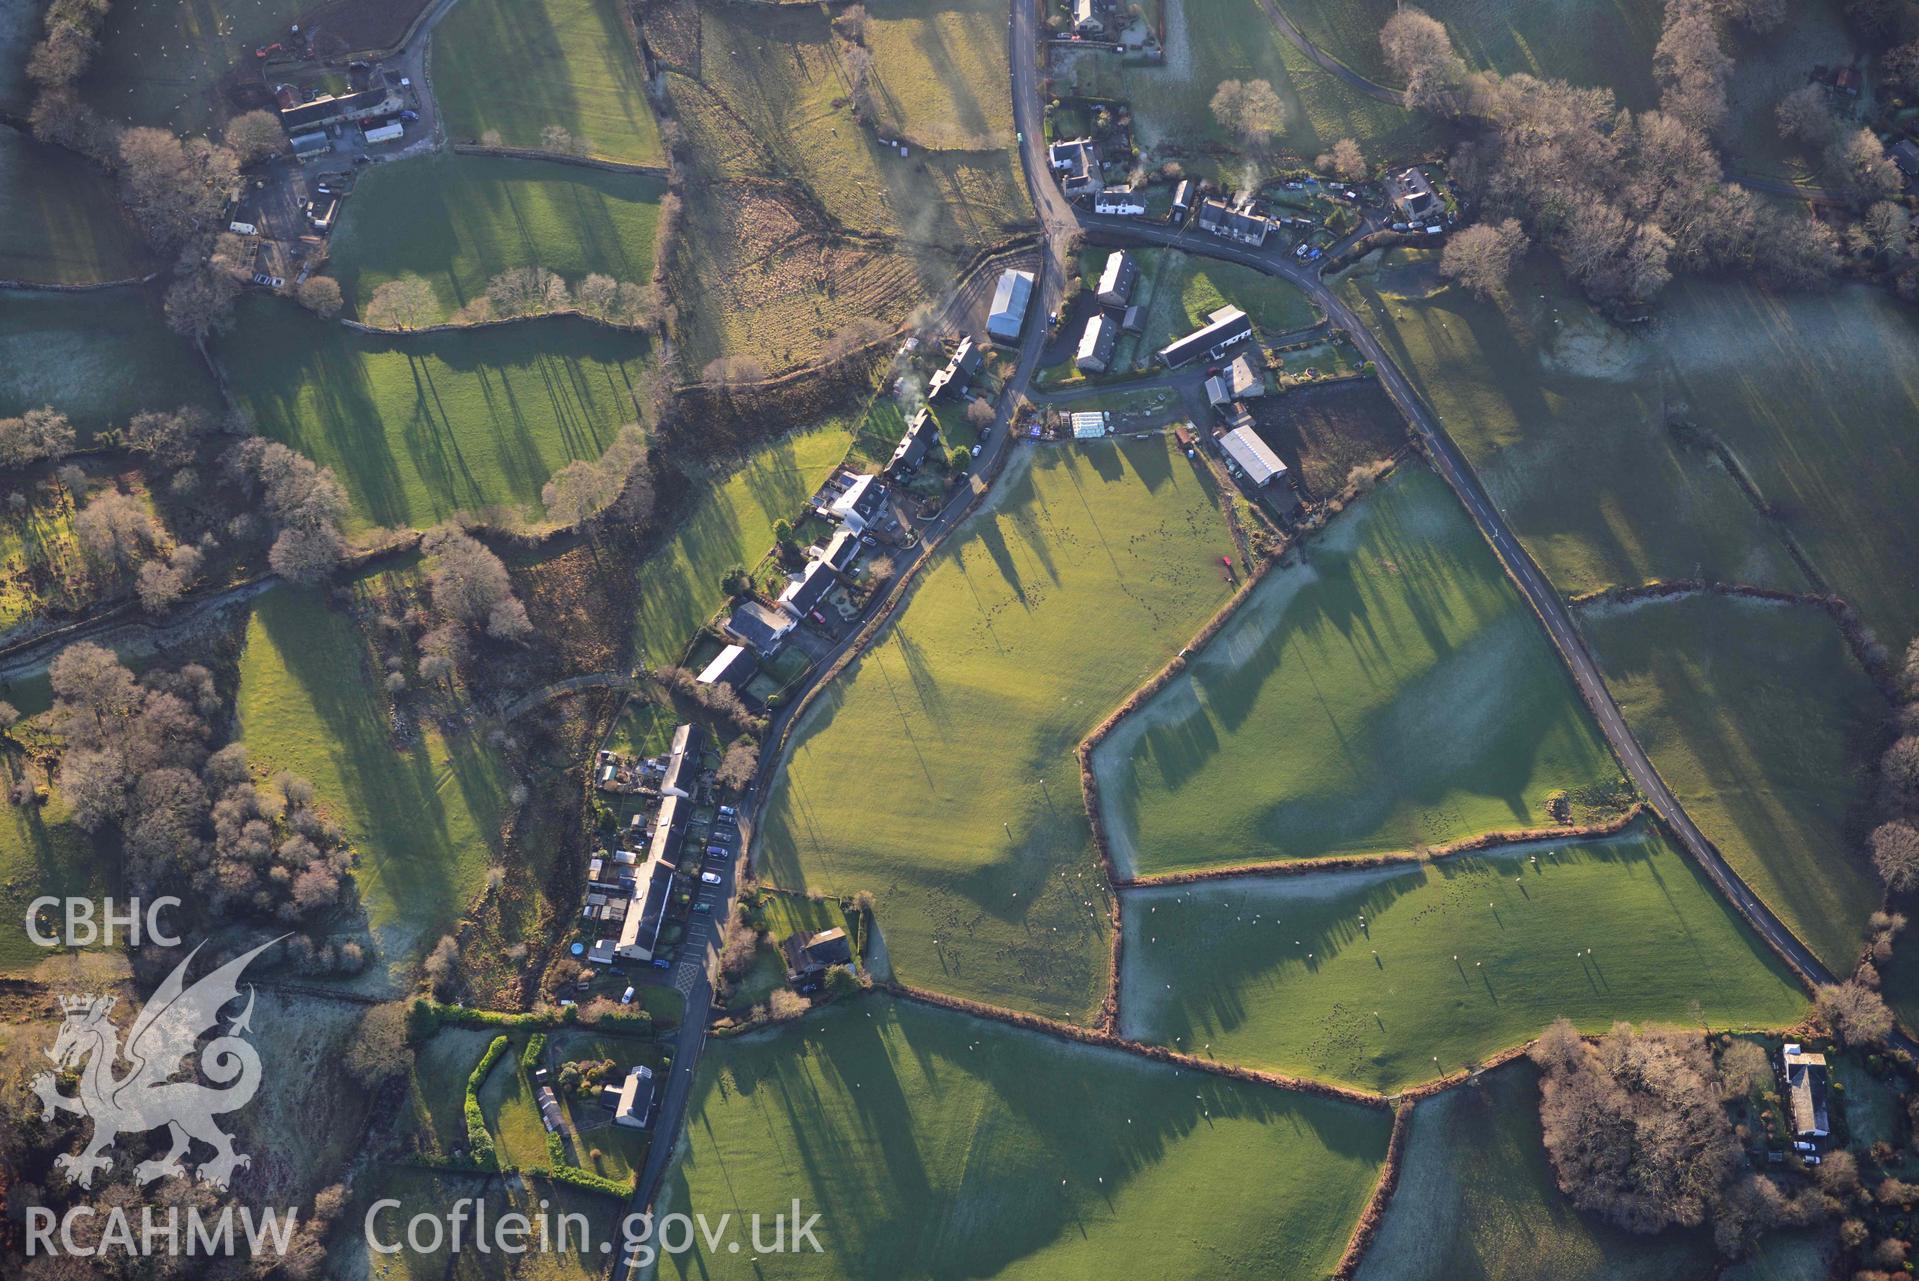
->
[360,269,665,330]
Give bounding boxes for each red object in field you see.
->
[1221,556,1232,569]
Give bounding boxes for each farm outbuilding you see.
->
[1096,251,1138,308]
[1159,305,1251,368]
[1220,426,1288,489]
[1076,313,1118,373]
[988,270,1036,342]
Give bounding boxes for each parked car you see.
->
[620,986,635,1004]
[701,871,723,885]
[693,900,711,914]
[400,110,419,122]
[1791,1141,1818,1153]
[718,805,737,819]
[652,957,671,969]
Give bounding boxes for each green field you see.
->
[0,781,111,975]
[326,152,665,321]
[1343,251,1810,598]
[864,0,1013,149]
[1120,826,1807,1093]
[1275,0,1665,108]
[1580,593,1886,976]
[632,418,854,664]
[1066,0,1435,163]
[1094,466,1618,874]
[219,296,654,532]
[0,286,218,436]
[662,994,1393,1281]
[1355,1060,1720,1281]
[78,0,311,134]
[237,589,510,979]
[348,1167,611,1281]
[758,437,1236,1021]
[0,0,37,113]
[433,0,664,166]
[0,127,149,285]
[1657,280,1919,644]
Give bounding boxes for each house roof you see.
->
[1892,138,1919,176]
[697,643,759,689]
[829,473,887,523]
[611,1065,656,1126]
[1227,354,1262,398]
[727,599,795,653]
[660,722,707,796]
[1076,312,1118,366]
[1784,1045,1830,1137]
[888,407,940,473]
[1159,305,1250,368]
[781,927,853,973]
[1220,425,1288,487]
[988,270,1036,339]
[814,528,861,573]
[280,83,394,131]
[778,558,838,616]
[1171,178,1194,209]
[1097,251,1137,303]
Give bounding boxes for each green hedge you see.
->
[464,1035,510,1170]
[521,1033,548,1074]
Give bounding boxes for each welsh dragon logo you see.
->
[32,937,283,1190]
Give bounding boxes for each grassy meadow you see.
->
[758,437,1236,1021]
[0,779,111,975]
[1093,466,1618,875]
[0,286,218,436]
[79,0,310,135]
[219,296,654,531]
[347,1167,613,1281]
[1579,592,1886,976]
[0,127,149,285]
[662,995,1393,1281]
[1343,250,1810,598]
[1119,826,1807,1093]
[326,152,666,321]
[631,418,854,664]
[865,0,1014,150]
[658,0,1027,370]
[1278,0,1665,107]
[0,0,37,113]
[1658,280,1919,644]
[1065,0,1435,164]
[433,0,665,166]
[1355,1060,1720,1281]
[237,589,510,978]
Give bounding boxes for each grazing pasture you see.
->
[0,286,218,437]
[325,153,666,320]
[865,0,1015,149]
[758,437,1235,1021]
[0,127,149,285]
[1065,0,1434,163]
[1342,250,1809,598]
[79,0,311,134]
[1093,466,1619,875]
[237,589,510,978]
[662,995,1393,1281]
[433,0,665,166]
[1119,826,1806,1093]
[1355,1060,1720,1281]
[1579,592,1887,977]
[219,297,655,532]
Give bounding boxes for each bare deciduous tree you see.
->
[295,275,343,318]
[364,274,438,329]
[1441,218,1530,298]
[1209,78,1289,146]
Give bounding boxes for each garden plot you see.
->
[219,297,656,532]
[1093,465,1619,876]
[631,418,855,665]
[1342,250,1810,598]
[326,153,666,321]
[757,436,1235,1022]
[1119,248,1320,371]
[433,0,665,166]
[1355,1060,1721,1281]
[663,994,1392,1281]
[237,589,510,981]
[0,127,149,285]
[1120,825,1806,1093]
[1657,279,1919,644]
[1579,591,1887,976]
[1064,0,1435,163]
[0,286,218,437]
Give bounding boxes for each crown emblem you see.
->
[58,994,114,1016]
